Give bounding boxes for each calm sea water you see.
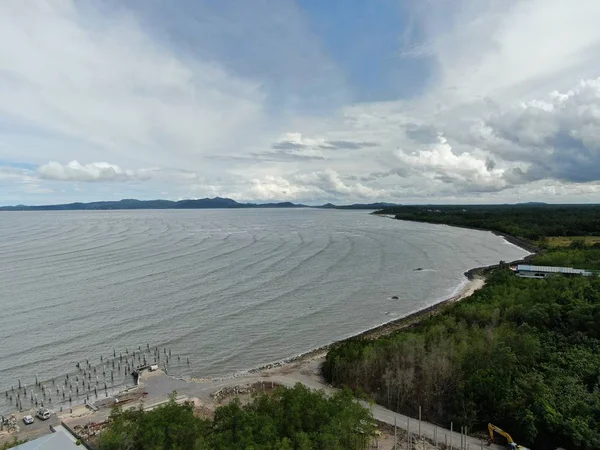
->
[0,209,528,413]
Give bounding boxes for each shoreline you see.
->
[373,212,540,254]
[0,273,499,446]
[244,275,485,374]
[1,221,536,444]
[375,213,538,280]
[248,227,535,374]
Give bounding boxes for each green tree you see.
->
[99,385,375,450]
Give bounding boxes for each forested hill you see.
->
[375,204,600,241]
[0,197,401,211]
[0,197,303,211]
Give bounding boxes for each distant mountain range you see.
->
[0,197,400,211]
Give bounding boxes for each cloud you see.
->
[293,169,384,198]
[0,166,28,181]
[325,140,378,150]
[248,169,384,201]
[0,0,268,169]
[403,123,440,144]
[250,151,325,162]
[2,0,600,205]
[416,0,600,103]
[271,132,377,151]
[480,78,600,183]
[0,165,54,196]
[37,161,153,182]
[271,141,306,150]
[393,135,508,193]
[397,41,436,60]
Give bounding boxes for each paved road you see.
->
[2,362,504,450]
[140,362,504,450]
[0,413,60,445]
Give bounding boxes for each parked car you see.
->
[23,415,34,425]
[36,408,51,420]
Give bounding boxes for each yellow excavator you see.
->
[488,423,531,450]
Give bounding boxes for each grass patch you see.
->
[545,236,600,247]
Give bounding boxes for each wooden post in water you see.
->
[450,422,453,450]
[419,406,422,438]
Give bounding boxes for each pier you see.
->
[0,343,188,421]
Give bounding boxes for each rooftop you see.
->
[12,425,80,450]
[516,265,594,275]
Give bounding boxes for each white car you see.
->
[36,408,51,420]
[23,415,34,425]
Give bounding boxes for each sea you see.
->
[0,209,529,414]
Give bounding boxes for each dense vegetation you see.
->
[376,204,600,241]
[326,205,600,449]
[324,267,600,449]
[99,385,375,450]
[532,246,600,270]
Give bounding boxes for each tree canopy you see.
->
[375,204,600,241]
[324,266,600,450]
[99,385,375,450]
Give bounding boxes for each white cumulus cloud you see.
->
[248,169,384,202]
[37,161,152,182]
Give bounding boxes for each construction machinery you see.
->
[488,423,531,450]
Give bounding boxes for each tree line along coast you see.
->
[323,204,600,450]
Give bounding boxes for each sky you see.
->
[2,0,600,205]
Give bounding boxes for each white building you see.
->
[514,264,594,279]
[12,425,81,450]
